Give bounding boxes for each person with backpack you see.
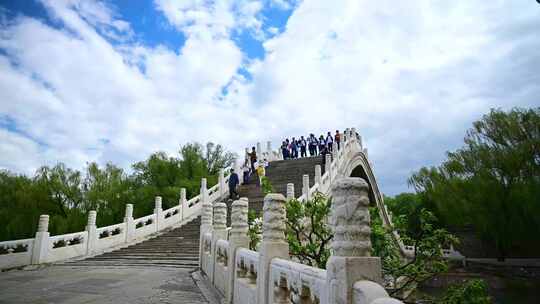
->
[317,135,325,155]
[281,141,289,159]
[290,137,298,159]
[299,136,307,158]
[249,146,257,171]
[228,168,240,199]
[335,130,341,150]
[326,131,334,153]
[308,134,317,156]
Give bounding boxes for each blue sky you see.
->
[0,0,539,195]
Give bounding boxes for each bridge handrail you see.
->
[201,158,405,304]
[0,168,232,270]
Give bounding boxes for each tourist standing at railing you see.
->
[335,130,341,150]
[281,141,289,159]
[228,168,240,199]
[326,131,334,152]
[249,146,257,171]
[308,133,317,156]
[290,137,299,159]
[321,144,329,169]
[299,136,307,158]
[318,135,325,155]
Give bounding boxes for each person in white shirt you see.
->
[326,131,334,152]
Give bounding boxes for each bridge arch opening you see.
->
[350,164,376,206]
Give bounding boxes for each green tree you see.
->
[438,279,491,304]
[0,141,235,241]
[371,207,457,301]
[409,108,540,259]
[204,142,236,175]
[82,162,132,227]
[285,193,332,268]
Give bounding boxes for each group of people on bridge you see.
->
[228,129,346,200]
[280,130,341,160]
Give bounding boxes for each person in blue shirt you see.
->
[228,168,239,199]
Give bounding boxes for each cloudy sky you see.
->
[0,0,539,195]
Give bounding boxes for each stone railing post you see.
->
[201,178,208,202]
[332,141,338,159]
[179,188,187,220]
[315,165,322,186]
[124,204,134,243]
[325,153,332,179]
[199,195,213,268]
[351,128,357,142]
[227,198,250,304]
[302,174,310,201]
[257,142,262,159]
[219,169,226,197]
[154,196,163,232]
[85,211,97,255]
[344,128,349,142]
[31,215,50,264]
[286,183,295,200]
[327,178,382,304]
[211,202,227,283]
[257,193,289,304]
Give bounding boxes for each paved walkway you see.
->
[0,266,208,304]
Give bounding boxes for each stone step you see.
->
[62,261,199,268]
[87,256,198,261]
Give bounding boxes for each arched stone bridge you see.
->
[0,128,447,303]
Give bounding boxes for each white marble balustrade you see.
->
[0,169,232,270]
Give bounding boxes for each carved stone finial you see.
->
[330,177,372,257]
[315,165,322,184]
[286,183,295,200]
[213,202,227,230]
[37,215,49,232]
[180,188,186,203]
[125,204,133,219]
[201,201,213,226]
[262,193,286,243]
[87,210,97,226]
[155,196,162,210]
[231,199,249,238]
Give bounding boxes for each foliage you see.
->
[438,279,491,304]
[247,209,262,250]
[285,192,332,268]
[0,142,235,241]
[371,206,458,300]
[260,176,274,195]
[246,190,333,268]
[409,107,540,259]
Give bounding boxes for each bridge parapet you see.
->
[0,169,232,270]
[199,176,404,304]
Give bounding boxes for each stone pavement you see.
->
[0,266,208,304]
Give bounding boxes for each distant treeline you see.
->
[385,108,540,259]
[0,142,236,242]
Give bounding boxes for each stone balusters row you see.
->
[201,176,401,304]
[28,184,199,266]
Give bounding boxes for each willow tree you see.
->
[410,107,540,259]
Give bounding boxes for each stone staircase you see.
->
[62,217,200,269]
[237,156,322,216]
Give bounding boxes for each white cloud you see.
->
[0,0,538,195]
